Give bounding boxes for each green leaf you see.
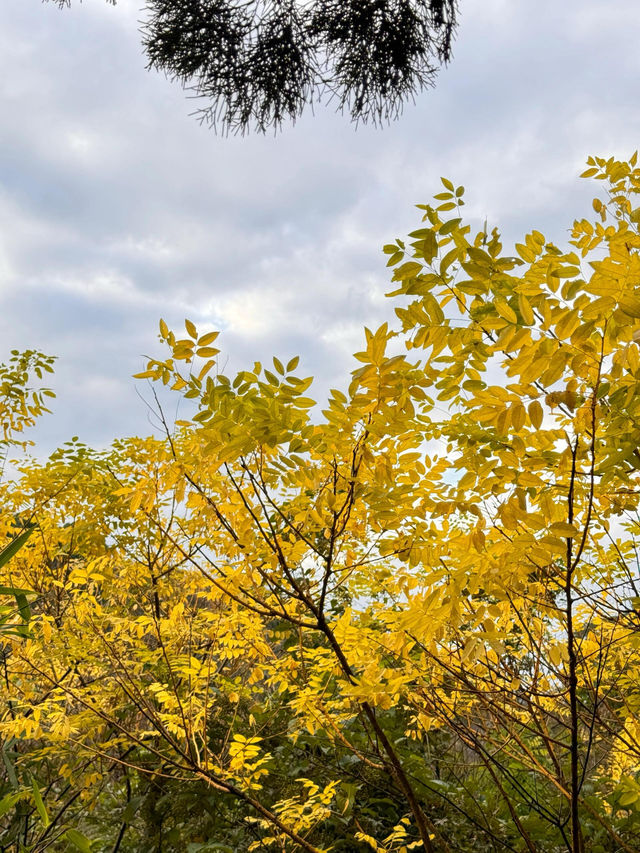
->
[122,795,144,824]
[0,526,35,569]
[619,790,639,807]
[0,791,23,818]
[0,586,34,597]
[64,829,92,852]
[0,528,36,638]
[16,593,31,623]
[31,778,50,827]
[14,592,31,638]
[2,739,19,789]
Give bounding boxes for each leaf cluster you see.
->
[140,0,458,133]
[5,158,640,851]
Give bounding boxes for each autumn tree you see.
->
[0,349,55,640]
[3,156,640,852]
[46,0,459,133]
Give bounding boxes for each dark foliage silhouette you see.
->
[48,1,459,133]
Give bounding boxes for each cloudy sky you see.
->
[2,0,640,455]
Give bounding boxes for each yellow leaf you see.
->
[619,294,640,318]
[549,522,579,537]
[494,298,518,324]
[197,331,220,346]
[511,402,526,431]
[41,620,52,644]
[555,309,580,340]
[548,643,565,668]
[471,528,485,552]
[528,400,543,429]
[515,243,535,263]
[518,293,535,325]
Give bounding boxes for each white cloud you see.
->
[1,0,639,454]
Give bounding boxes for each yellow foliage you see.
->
[3,155,640,851]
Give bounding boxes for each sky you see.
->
[2,0,640,456]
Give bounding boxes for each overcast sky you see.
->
[2,0,640,455]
